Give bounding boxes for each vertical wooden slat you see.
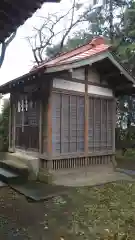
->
[70,95,77,152]
[77,96,85,152]
[84,66,89,156]
[88,97,94,152]
[61,94,70,153]
[52,92,61,155]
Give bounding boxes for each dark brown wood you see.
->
[0,0,59,42]
[84,66,89,156]
[8,97,12,150]
[12,95,16,152]
[42,91,49,155]
[39,151,115,160]
[39,100,43,154]
[47,91,52,163]
[15,93,40,151]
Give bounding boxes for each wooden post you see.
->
[39,100,43,154]
[84,66,89,157]
[112,99,116,153]
[47,86,53,169]
[112,98,117,166]
[8,96,12,151]
[12,95,16,152]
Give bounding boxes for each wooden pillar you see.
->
[47,86,53,169]
[39,100,43,154]
[84,66,89,156]
[8,96,12,151]
[12,95,16,152]
[112,99,116,153]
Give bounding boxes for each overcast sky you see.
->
[0,0,94,86]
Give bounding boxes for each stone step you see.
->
[0,160,29,180]
[0,167,20,184]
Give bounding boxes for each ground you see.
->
[0,181,135,240]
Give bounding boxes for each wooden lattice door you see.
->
[15,95,39,151]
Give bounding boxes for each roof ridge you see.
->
[38,36,106,69]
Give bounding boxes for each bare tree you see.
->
[0,31,16,68]
[27,0,89,65]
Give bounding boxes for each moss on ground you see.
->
[1,181,135,239]
[37,168,53,184]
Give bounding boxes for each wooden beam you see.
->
[101,71,119,81]
[115,83,134,91]
[84,66,89,156]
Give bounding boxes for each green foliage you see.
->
[44,182,135,239]
[0,101,9,152]
[116,126,135,150]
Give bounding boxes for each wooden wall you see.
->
[51,65,115,158]
[52,91,85,155]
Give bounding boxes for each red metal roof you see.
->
[37,37,110,70]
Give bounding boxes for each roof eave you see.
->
[1,49,135,95]
[45,51,109,73]
[107,53,135,85]
[45,51,135,87]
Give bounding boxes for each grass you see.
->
[44,181,135,240]
[1,181,135,239]
[116,149,135,170]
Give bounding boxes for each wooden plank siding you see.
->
[52,91,85,156]
[51,92,114,158]
[8,65,116,171]
[88,96,114,153]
